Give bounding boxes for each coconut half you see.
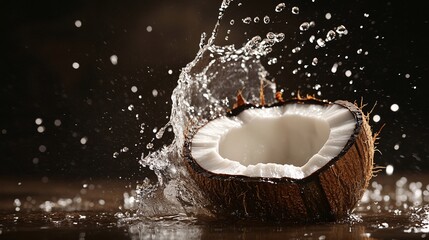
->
[183,98,374,221]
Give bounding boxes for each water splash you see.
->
[131,0,356,220]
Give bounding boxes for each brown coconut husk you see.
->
[183,96,374,222]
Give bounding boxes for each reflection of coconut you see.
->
[183,97,374,221]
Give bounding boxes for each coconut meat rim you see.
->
[190,103,357,179]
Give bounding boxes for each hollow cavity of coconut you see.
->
[183,99,374,222]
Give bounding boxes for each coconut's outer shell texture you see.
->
[319,100,374,219]
[183,99,374,222]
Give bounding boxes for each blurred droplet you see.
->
[110,55,118,65]
[390,104,399,112]
[275,3,286,12]
[242,17,251,24]
[74,20,82,28]
[292,6,300,14]
[72,62,80,69]
[373,114,381,123]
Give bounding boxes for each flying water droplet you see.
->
[312,57,318,66]
[146,143,154,149]
[275,3,286,12]
[345,70,352,77]
[326,30,336,41]
[325,13,332,20]
[267,58,278,65]
[336,25,348,35]
[263,16,270,24]
[152,89,158,97]
[156,126,167,139]
[292,6,300,14]
[242,17,252,24]
[128,104,134,111]
[253,16,260,23]
[299,22,310,31]
[316,38,326,47]
[390,104,399,112]
[331,63,339,73]
[373,115,381,123]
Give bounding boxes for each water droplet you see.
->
[128,104,134,111]
[152,89,158,97]
[263,16,270,24]
[314,84,321,90]
[331,63,339,73]
[402,134,407,138]
[275,3,286,12]
[390,104,399,112]
[155,126,167,139]
[394,144,400,150]
[325,13,332,20]
[121,147,129,153]
[242,17,252,24]
[146,143,154,149]
[152,127,158,133]
[110,55,118,65]
[292,6,300,14]
[113,152,119,158]
[168,69,173,75]
[229,19,235,25]
[35,118,43,125]
[54,119,61,127]
[75,20,82,28]
[326,30,336,41]
[37,126,45,133]
[267,58,277,65]
[405,73,410,79]
[292,47,301,53]
[336,25,348,35]
[312,57,318,66]
[32,158,39,164]
[39,145,47,153]
[146,26,153,32]
[275,33,285,42]
[345,70,352,77]
[299,22,310,31]
[316,38,326,47]
[253,16,260,23]
[373,114,381,123]
[131,86,138,93]
[72,62,79,69]
[80,137,88,145]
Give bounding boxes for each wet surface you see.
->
[1,172,429,239]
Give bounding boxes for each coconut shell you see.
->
[183,99,374,222]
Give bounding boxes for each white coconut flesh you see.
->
[191,103,357,179]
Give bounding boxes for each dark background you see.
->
[1,0,428,181]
